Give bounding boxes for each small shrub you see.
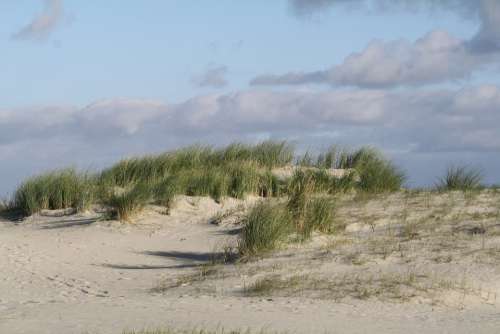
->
[436,166,483,191]
[106,182,151,222]
[238,202,292,256]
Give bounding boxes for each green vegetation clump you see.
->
[257,170,284,198]
[239,169,338,256]
[106,182,152,222]
[304,196,336,235]
[342,147,406,193]
[152,176,179,213]
[287,170,316,229]
[9,141,407,222]
[436,166,483,191]
[287,170,337,239]
[13,168,96,216]
[238,201,292,257]
[238,196,337,256]
[101,141,294,187]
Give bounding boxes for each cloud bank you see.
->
[2,84,500,154]
[2,85,500,193]
[256,0,500,88]
[12,0,64,41]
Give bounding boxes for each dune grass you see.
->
[10,141,406,220]
[105,182,152,222]
[239,169,338,256]
[13,168,96,216]
[347,148,406,193]
[238,201,293,257]
[436,166,484,191]
[152,176,180,214]
[298,146,405,193]
[257,170,284,197]
[98,141,294,205]
[287,171,337,239]
[304,196,336,236]
[102,141,294,187]
[286,170,316,233]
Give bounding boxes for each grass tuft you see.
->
[352,148,406,193]
[304,196,336,236]
[286,170,316,234]
[436,166,483,191]
[13,169,96,216]
[238,201,292,257]
[106,182,152,222]
[152,176,179,214]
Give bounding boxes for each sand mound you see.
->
[1,191,500,333]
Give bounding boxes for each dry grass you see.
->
[243,271,488,304]
[123,329,282,334]
[152,264,223,293]
[144,190,500,310]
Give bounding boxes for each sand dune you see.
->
[2,191,500,333]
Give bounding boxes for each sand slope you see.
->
[1,192,500,333]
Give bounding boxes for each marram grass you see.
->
[105,182,152,222]
[238,201,293,257]
[10,141,406,220]
[436,165,483,191]
[13,168,96,216]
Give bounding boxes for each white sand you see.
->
[1,192,500,334]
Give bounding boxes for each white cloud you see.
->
[12,0,65,41]
[2,86,500,193]
[78,98,167,135]
[253,30,488,88]
[191,66,229,88]
[258,0,500,88]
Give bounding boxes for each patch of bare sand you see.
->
[1,191,500,333]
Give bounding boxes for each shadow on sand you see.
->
[39,218,98,230]
[100,263,200,270]
[101,249,238,271]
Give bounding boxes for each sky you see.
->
[1,0,500,195]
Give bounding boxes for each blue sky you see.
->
[0,0,476,106]
[1,0,500,195]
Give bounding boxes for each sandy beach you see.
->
[2,192,500,333]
